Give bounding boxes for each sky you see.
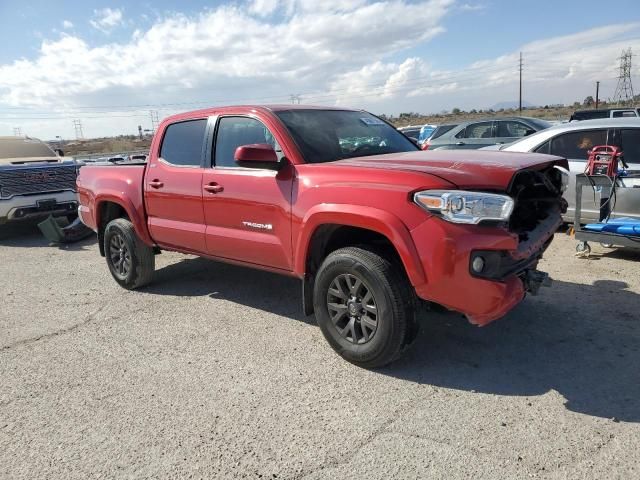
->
[0,0,639,139]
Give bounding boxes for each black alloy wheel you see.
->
[108,231,132,279]
[327,273,378,344]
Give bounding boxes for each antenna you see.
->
[72,119,84,139]
[613,48,635,106]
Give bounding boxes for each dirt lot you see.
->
[1,222,639,479]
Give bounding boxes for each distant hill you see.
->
[491,100,535,110]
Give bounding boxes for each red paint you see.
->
[76,105,567,325]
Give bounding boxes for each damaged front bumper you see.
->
[410,209,561,326]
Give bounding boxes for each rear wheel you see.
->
[313,247,415,368]
[104,218,154,289]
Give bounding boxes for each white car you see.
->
[488,119,640,222]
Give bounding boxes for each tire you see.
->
[313,247,415,368]
[103,218,154,289]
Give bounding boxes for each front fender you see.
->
[294,204,426,287]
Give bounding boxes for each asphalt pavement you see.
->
[1,221,639,479]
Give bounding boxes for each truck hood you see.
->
[334,150,566,190]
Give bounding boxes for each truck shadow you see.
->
[146,257,640,423]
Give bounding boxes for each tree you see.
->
[452,107,461,115]
[583,96,594,107]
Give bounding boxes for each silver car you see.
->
[423,117,551,150]
[497,118,640,221]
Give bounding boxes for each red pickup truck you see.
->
[77,105,568,367]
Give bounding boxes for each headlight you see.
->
[554,165,569,192]
[414,190,514,224]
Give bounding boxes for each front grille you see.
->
[0,164,77,198]
[508,166,566,241]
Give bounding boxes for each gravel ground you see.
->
[1,221,639,479]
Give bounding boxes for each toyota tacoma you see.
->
[77,105,568,367]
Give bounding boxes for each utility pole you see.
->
[289,94,301,105]
[149,110,159,133]
[595,81,600,109]
[518,52,523,113]
[613,48,635,106]
[72,119,84,139]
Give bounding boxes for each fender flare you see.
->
[294,204,426,287]
[95,192,154,247]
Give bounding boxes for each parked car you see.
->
[0,136,78,225]
[77,105,567,367]
[493,118,640,221]
[397,125,422,140]
[417,124,437,145]
[570,108,640,121]
[422,117,551,150]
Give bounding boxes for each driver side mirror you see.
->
[234,143,280,169]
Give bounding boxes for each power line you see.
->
[613,48,635,106]
[149,110,160,133]
[72,119,84,139]
[519,52,523,113]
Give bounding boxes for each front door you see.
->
[201,116,294,271]
[144,118,208,253]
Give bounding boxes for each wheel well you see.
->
[97,202,128,256]
[302,224,404,315]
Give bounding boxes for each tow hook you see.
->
[525,269,552,295]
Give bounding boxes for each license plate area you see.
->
[36,199,57,211]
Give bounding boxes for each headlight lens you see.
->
[414,190,514,224]
[554,165,569,192]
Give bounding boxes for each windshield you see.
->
[0,137,56,160]
[275,109,418,163]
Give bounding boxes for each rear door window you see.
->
[458,122,494,139]
[549,130,608,161]
[619,129,640,164]
[160,119,207,166]
[495,121,533,138]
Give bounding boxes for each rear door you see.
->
[494,120,536,146]
[144,119,208,253]
[201,115,294,271]
[544,128,609,221]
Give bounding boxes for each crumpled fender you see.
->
[294,203,426,286]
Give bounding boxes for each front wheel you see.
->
[313,247,416,368]
[104,218,155,289]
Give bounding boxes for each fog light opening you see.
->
[472,256,485,273]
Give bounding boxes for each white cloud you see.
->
[90,8,124,33]
[1,3,639,139]
[459,3,485,11]
[248,0,280,16]
[62,20,73,29]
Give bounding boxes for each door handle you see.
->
[456,141,465,146]
[149,180,164,189]
[204,182,224,194]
